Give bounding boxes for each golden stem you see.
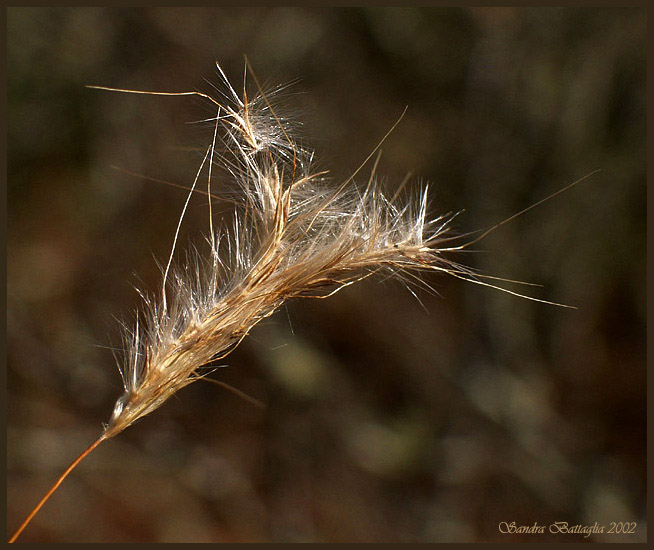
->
[8,434,106,543]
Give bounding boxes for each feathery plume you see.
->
[97,61,471,439]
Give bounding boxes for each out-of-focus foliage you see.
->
[7,7,645,542]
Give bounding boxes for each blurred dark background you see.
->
[7,7,646,543]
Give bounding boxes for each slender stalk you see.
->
[8,434,106,543]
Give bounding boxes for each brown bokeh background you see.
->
[7,7,646,542]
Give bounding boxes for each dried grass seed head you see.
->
[102,61,564,439]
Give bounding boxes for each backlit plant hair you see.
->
[9,60,594,543]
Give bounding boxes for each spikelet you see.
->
[100,60,590,440]
[102,62,466,438]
